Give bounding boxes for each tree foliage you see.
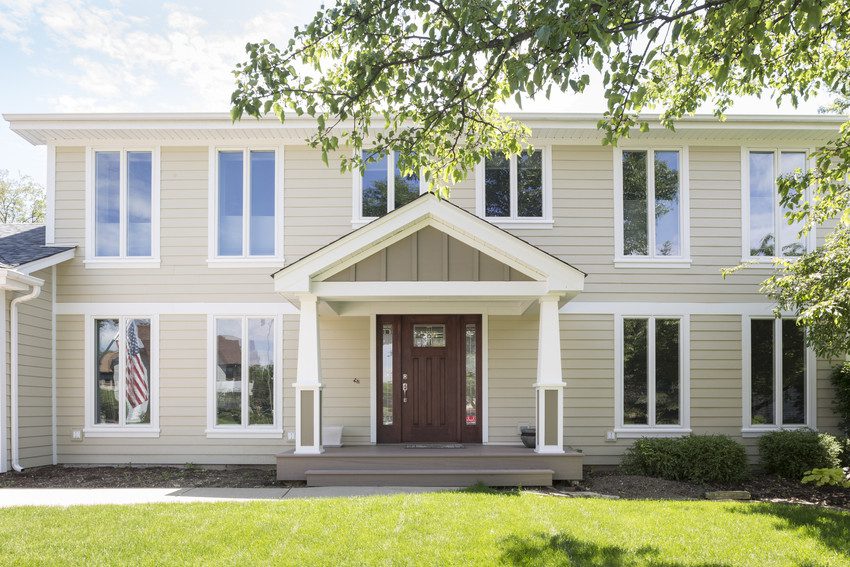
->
[232,0,850,353]
[0,170,45,224]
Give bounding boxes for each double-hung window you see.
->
[87,148,159,265]
[615,148,689,266]
[476,148,552,226]
[744,317,813,434]
[744,149,809,259]
[207,315,282,437]
[85,315,159,436]
[210,148,282,263]
[615,315,690,436]
[355,150,424,222]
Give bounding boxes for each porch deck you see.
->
[276,445,583,487]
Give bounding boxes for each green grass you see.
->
[0,491,848,566]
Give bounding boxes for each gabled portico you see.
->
[273,194,585,460]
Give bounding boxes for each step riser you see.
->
[279,456,581,482]
[306,472,553,487]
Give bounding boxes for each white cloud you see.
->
[3,0,311,112]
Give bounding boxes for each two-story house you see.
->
[0,112,843,486]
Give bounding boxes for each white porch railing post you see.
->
[294,294,323,455]
[534,294,565,454]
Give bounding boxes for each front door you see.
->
[376,315,482,444]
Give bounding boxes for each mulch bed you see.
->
[0,465,284,489]
[580,471,850,509]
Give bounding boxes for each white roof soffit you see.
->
[3,112,846,146]
[273,193,586,298]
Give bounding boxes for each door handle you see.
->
[402,382,408,403]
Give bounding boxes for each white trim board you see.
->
[56,303,300,316]
[561,302,788,316]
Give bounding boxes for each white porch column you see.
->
[294,294,323,454]
[534,294,565,454]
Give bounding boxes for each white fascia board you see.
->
[274,195,584,295]
[16,249,75,275]
[311,281,549,299]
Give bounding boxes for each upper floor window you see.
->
[87,148,160,264]
[745,149,808,259]
[85,315,159,436]
[476,148,552,225]
[744,317,812,433]
[210,148,282,262]
[615,148,690,265]
[355,150,424,221]
[615,314,690,436]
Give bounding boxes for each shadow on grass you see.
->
[461,483,521,496]
[499,533,729,566]
[731,502,850,558]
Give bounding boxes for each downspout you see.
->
[11,283,41,472]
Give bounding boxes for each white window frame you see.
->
[83,314,160,437]
[207,146,285,267]
[614,146,691,268]
[741,147,816,263]
[614,314,691,437]
[475,145,553,228]
[352,149,427,225]
[84,147,161,268]
[206,314,283,438]
[741,316,817,436]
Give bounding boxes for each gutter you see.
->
[10,282,41,472]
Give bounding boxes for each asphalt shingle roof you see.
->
[0,224,74,269]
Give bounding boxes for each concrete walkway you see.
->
[0,486,458,508]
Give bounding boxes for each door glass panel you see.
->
[413,324,446,347]
[465,324,477,426]
[382,324,393,425]
[95,318,120,424]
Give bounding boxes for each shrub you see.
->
[839,437,850,468]
[831,363,850,435]
[622,435,749,484]
[758,429,842,478]
[801,467,850,488]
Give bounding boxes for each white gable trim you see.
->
[274,194,585,296]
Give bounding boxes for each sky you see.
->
[0,0,835,185]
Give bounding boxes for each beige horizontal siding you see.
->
[52,142,780,304]
[56,313,368,464]
[5,269,54,468]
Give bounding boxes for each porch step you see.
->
[304,468,554,487]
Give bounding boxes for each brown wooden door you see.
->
[375,315,482,444]
[402,316,459,442]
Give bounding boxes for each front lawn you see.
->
[0,491,848,566]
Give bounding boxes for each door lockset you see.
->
[402,382,408,402]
